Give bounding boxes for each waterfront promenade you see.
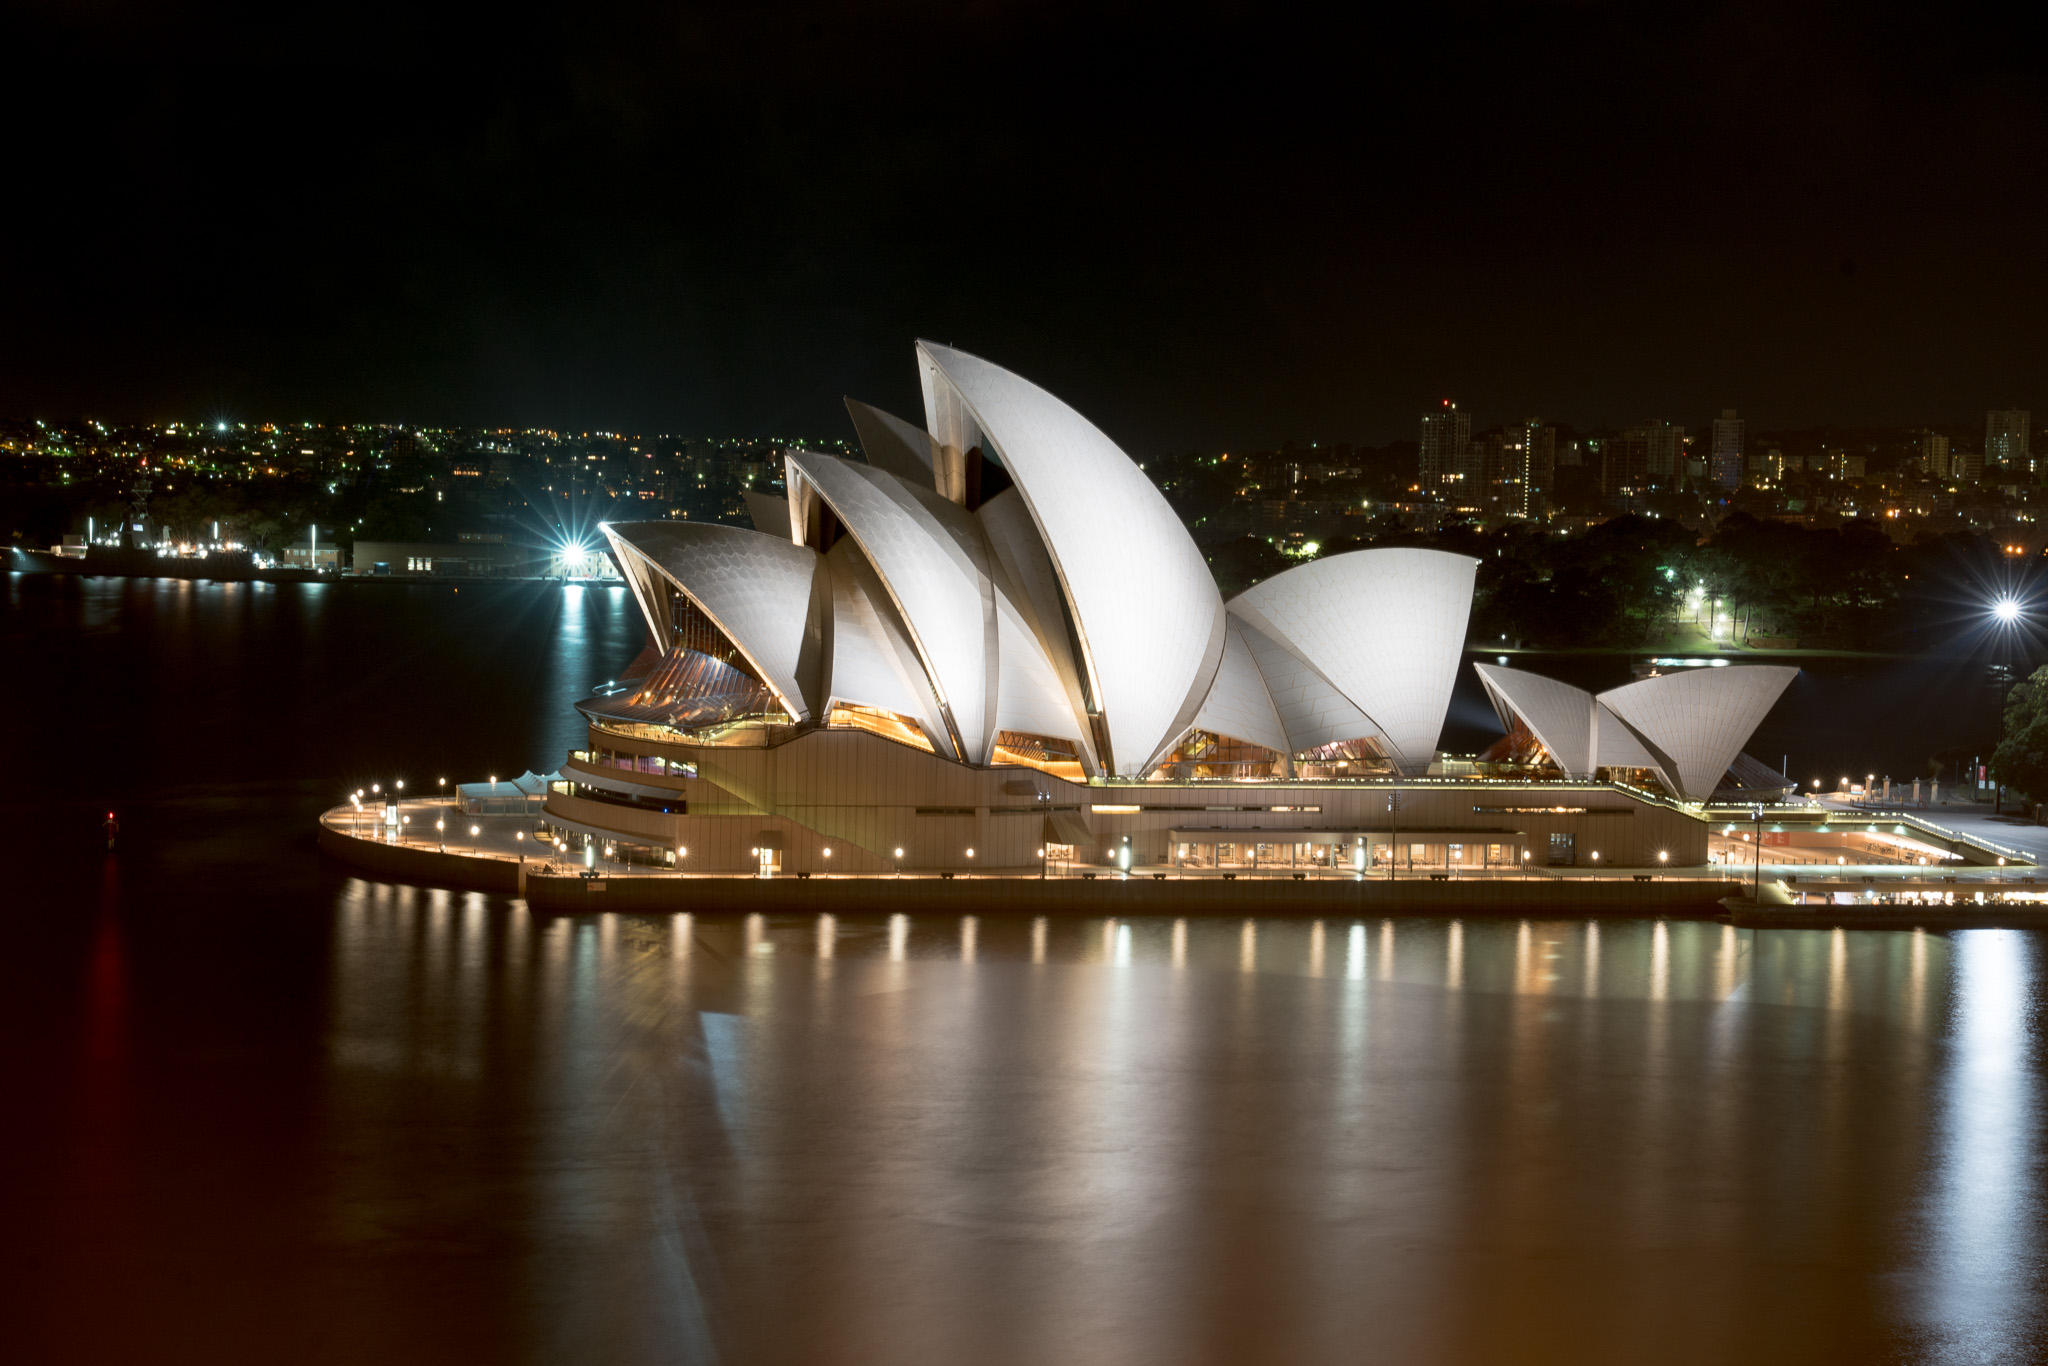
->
[317,796,2048,925]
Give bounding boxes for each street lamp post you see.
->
[1387,787,1401,882]
[1753,803,1763,903]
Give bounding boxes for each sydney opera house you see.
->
[539,342,1796,876]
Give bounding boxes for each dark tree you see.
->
[1994,666,2048,815]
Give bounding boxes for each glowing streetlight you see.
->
[1994,596,2023,624]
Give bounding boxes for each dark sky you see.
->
[5,1,2045,448]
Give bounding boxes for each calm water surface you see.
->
[4,575,2043,1364]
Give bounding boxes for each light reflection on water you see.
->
[1914,930,2040,1363]
[303,897,2048,1361]
[18,578,2043,1361]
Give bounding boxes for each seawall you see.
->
[519,870,1739,917]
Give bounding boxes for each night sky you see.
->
[6,1,2045,447]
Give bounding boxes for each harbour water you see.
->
[4,574,2041,1363]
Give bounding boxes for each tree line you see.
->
[1205,513,2023,651]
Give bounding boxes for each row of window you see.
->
[1170,840,1530,868]
[581,747,696,779]
[552,781,688,815]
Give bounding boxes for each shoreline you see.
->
[12,549,600,586]
[317,820,2048,927]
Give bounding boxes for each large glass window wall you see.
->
[572,747,696,779]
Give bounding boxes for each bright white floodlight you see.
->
[563,543,589,567]
[1994,597,2023,623]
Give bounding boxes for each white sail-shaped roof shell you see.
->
[1597,666,1800,801]
[1594,705,1662,773]
[991,595,1083,745]
[1234,619,1374,754]
[1188,621,1288,755]
[1474,664,1597,777]
[821,539,952,749]
[844,398,939,486]
[1475,660,1800,801]
[785,449,994,761]
[917,341,1224,776]
[974,489,1097,764]
[601,522,822,723]
[1229,548,1477,772]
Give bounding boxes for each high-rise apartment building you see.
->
[1642,421,1685,483]
[1419,401,1470,491]
[1920,430,1950,477]
[1600,429,1648,496]
[1710,410,1744,489]
[1470,431,1505,511]
[1521,420,1555,497]
[1482,428,1534,517]
[1986,410,2031,473]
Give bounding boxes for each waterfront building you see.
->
[540,343,1797,875]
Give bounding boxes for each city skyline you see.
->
[7,5,2048,446]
